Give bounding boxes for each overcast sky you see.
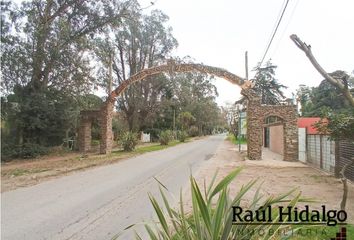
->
[139,0,354,105]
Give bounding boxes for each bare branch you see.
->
[290,34,354,107]
[339,157,354,211]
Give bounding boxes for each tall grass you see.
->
[227,133,247,145]
[122,167,314,240]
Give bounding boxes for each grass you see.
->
[110,140,183,155]
[4,140,187,179]
[227,133,247,145]
[7,168,49,177]
[9,169,31,177]
[135,140,182,153]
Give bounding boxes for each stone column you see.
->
[241,89,263,160]
[100,101,114,154]
[247,106,262,160]
[78,117,92,153]
[283,118,298,161]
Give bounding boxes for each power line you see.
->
[270,0,299,59]
[259,0,290,67]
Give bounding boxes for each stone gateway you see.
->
[78,61,298,161]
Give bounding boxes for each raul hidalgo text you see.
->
[232,205,347,226]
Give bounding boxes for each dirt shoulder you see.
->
[0,142,168,192]
[1,137,206,193]
[188,139,354,223]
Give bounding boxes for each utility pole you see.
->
[245,51,249,80]
[238,107,241,152]
[237,51,248,152]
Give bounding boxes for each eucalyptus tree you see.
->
[2,0,136,93]
[93,9,178,131]
[1,0,136,147]
[170,71,221,135]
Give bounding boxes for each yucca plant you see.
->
[159,130,173,145]
[116,167,313,240]
[177,130,188,142]
[120,131,138,151]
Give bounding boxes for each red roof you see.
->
[298,117,327,134]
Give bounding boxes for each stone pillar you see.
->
[241,88,263,160]
[100,101,114,154]
[78,117,92,153]
[283,118,298,161]
[247,106,262,160]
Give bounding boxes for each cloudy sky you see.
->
[140,0,354,105]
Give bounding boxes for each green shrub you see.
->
[188,125,199,137]
[177,130,188,142]
[1,143,49,160]
[159,130,172,145]
[132,167,310,240]
[18,143,49,158]
[120,131,138,151]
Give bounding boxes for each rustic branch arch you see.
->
[107,62,246,101]
[78,61,298,161]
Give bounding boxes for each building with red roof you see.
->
[298,117,327,134]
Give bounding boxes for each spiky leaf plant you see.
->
[119,167,314,240]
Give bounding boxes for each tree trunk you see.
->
[339,157,354,212]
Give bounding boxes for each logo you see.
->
[231,205,349,239]
[232,205,347,226]
[330,227,346,240]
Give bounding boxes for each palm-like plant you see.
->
[120,167,313,240]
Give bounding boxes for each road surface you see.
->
[2,135,225,240]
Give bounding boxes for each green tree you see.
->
[297,71,353,118]
[171,70,222,135]
[1,0,134,153]
[93,9,178,131]
[2,0,134,94]
[252,61,287,105]
[177,111,195,131]
[1,87,103,147]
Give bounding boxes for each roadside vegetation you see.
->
[227,133,247,145]
[1,0,228,162]
[1,137,193,192]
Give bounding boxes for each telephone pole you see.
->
[245,51,249,80]
[237,51,249,152]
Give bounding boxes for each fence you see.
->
[306,134,336,173]
[297,118,354,180]
[335,139,354,182]
[299,132,354,181]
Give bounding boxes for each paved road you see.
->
[2,135,225,240]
